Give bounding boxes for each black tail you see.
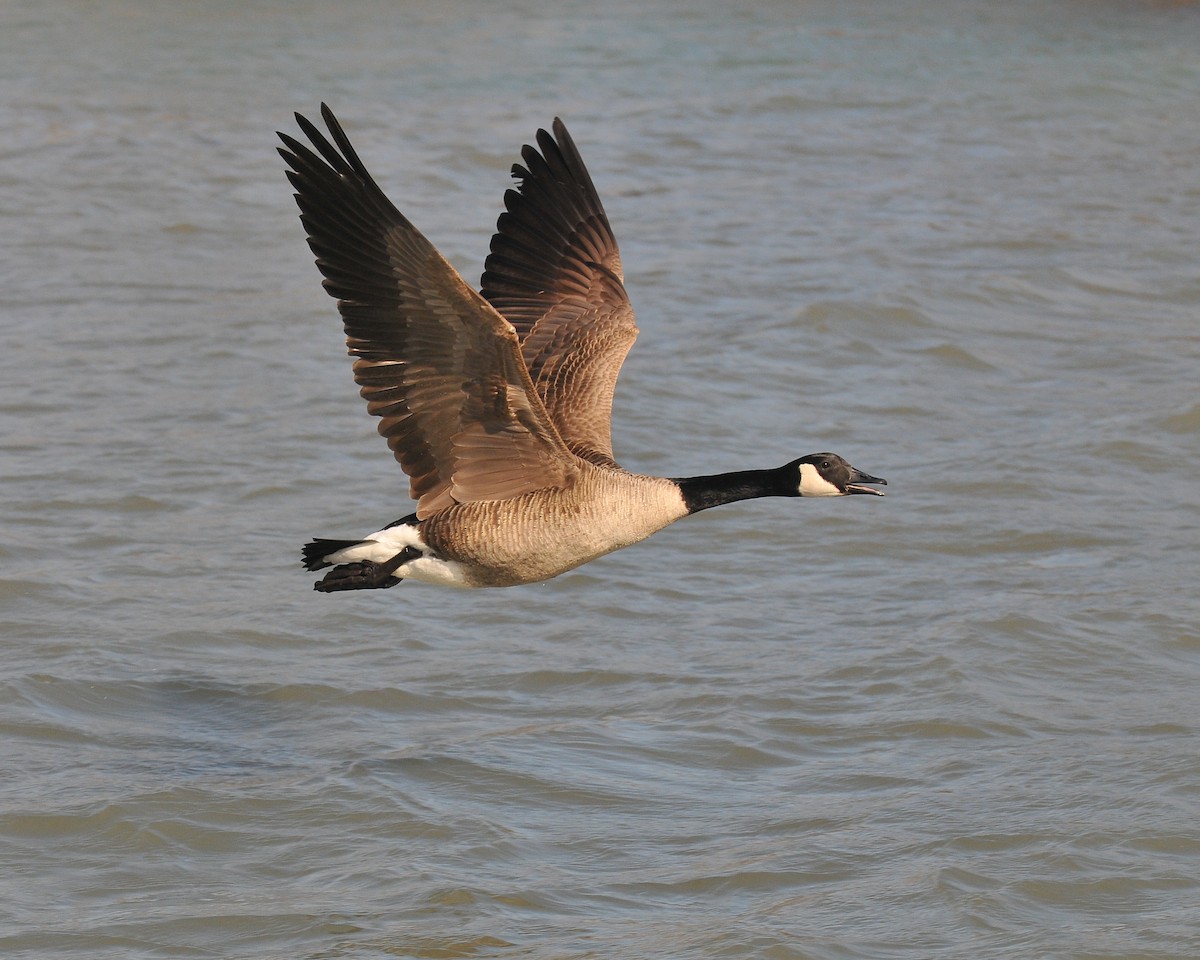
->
[301,538,364,571]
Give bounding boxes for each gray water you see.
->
[2,1,1199,957]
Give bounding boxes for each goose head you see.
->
[792,453,887,497]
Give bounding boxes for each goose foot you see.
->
[312,546,419,593]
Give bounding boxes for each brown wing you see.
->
[480,119,637,468]
[279,105,578,518]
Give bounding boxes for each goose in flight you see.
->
[278,105,885,591]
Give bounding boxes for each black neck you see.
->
[673,466,796,515]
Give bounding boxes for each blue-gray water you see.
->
[2,1,1199,958]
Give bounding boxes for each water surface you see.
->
[2,1,1198,958]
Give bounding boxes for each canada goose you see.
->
[279,105,885,591]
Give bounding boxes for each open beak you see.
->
[846,468,887,496]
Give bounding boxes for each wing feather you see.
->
[480,119,637,468]
[279,105,578,518]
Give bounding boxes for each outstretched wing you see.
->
[480,120,637,468]
[279,105,578,518]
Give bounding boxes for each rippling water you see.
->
[2,1,1199,957]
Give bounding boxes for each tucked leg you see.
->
[313,546,420,593]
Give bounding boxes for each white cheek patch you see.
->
[798,462,844,497]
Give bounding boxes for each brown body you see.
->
[418,467,689,586]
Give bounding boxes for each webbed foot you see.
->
[312,546,420,593]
